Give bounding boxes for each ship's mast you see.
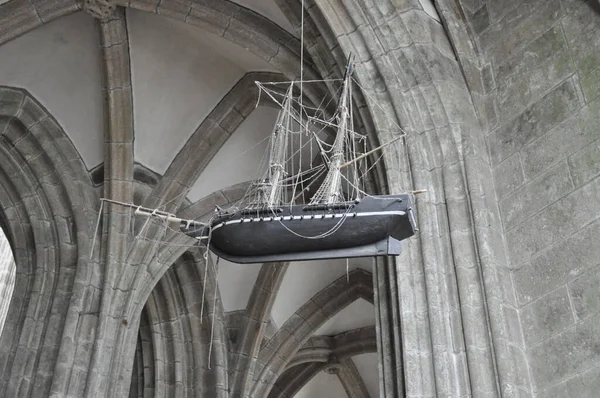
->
[311,58,354,204]
[266,83,294,207]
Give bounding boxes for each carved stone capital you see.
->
[82,0,116,20]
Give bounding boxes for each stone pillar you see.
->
[373,257,404,397]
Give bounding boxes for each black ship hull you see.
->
[182,194,416,264]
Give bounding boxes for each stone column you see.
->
[373,257,404,397]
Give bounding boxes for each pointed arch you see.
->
[0,86,95,397]
[269,357,370,398]
[251,268,373,397]
[142,251,229,397]
[229,261,289,397]
[287,326,376,369]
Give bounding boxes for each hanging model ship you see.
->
[180,60,417,264]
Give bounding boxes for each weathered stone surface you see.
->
[562,0,600,102]
[528,312,600,390]
[569,266,600,322]
[31,0,78,23]
[568,139,600,187]
[481,0,563,65]
[499,161,574,230]
[0,0,41,44]
[509,173,600,261]
[520,116,582,179]
[519,287,574,345]
[489,78,581,165]
[513,217,600,304]
[542,363,600,398]
[493,153,524,199]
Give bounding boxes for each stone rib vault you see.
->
[0,0,599,397]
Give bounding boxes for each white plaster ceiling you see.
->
[188,106,279,202]
[271,257,373,328]
[232,0,296,34]
[128,10,274,175]
[352,353,380,397]
[314,298,375,336]
[0,12,104,169]
[294,370,348,398]
[217,259,262,312]
[419,0,441,22]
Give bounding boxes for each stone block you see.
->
[401,10,436,45]
[489,78,581,165]
[218,108,244,135]
[568,140,600,187]
[495,27,573,124]
[389,0,422,13]
[415,43,462,85]
[520,287,574,345]
[520,115,588,179]
[569,60,600,106]
[528,312,600,390]
[499,161,574,230]
[102,44,131,89]
[128,0,159,13]
[106,143,133,180]
[501,304,525,347]
[562,0,600,41]
[99,13,127,47]
[506,177,600,266]
[223,16,279,60]
[541,363,600,398]
[485,0,520,22]
[0,88,24,118]
[375,13,412,49]
[103,88,134,141]
[18,96,46,129]
[0,0,41,44]
[469,5,490,35]
[186,0,236,36]
[442,86,479,129]
[513,217,600,304]
[157,0,190,21]
[569,266,600,322]
[33,0,78,22]
[493,153,524,199]
[481,0,562,65]
[494,26,568,86]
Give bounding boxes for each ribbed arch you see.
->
[251,268,373,397]
[269,356,370,398]
[0,87,95,397]
[286,326,376,369]
[139,251,229,397]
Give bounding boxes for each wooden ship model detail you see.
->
[180,61,416,264]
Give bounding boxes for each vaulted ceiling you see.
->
[0,0,400,395]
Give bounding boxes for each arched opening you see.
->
[0,222,15,336]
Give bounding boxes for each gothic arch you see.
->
[141,251,228,397]
[0,0,533,396]
[251,268,373,397]
[0,86,96,397]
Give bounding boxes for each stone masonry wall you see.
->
[461,0,600,395]
[0,227,15,335]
